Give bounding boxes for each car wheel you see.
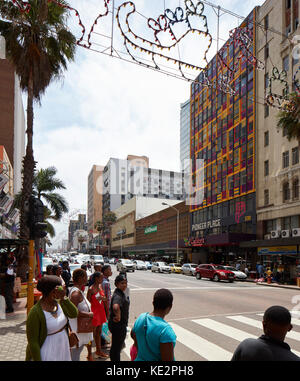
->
[229,279,234,283]
[196,273,201,280]
[213,274,220,282]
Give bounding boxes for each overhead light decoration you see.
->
[266,67,295,112]
[116,0,213,81]
[11,0,31,13]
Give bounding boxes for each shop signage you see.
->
[184,237,205,247]
[258,246,298,255]
[192,219,221,232]
[145,225,157,234]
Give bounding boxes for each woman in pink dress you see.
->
[87,272,108,359]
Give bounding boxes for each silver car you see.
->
[133,260,147,270]
[151,262,171,273]
[181,263,198,276]
[116,259,135,272]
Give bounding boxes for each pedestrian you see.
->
[102,265,112,319]
[236,262,241,271]
[231,306,300,361]
[108,274,130,361]
[45,264,54,275]
[130,289,176,361]
[87,272,108,359]
[61,261,71,296]
[244,266,249,277]
[0,256,16,313]
[52,264,66,291]
[69,269,94,361]
[25,275,78,361]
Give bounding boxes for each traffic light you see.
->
[27,197,48,239]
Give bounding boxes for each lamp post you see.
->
[162,203,179,264]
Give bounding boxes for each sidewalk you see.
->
[245,278,300,290]
[0,298,110,361]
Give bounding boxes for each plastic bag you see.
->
[102,322,111,343]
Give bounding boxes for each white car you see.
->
[90,255,104,266]
[151,262,171,273]
[117,259,135,272]
[223,266,247,280]
[133,260,147,270]
[181,263,198,276]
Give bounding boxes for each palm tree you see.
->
[277,93,300,146]
[0,0,76,239]
[94,220,105,251]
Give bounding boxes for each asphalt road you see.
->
[106,265,300,361]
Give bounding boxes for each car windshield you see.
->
[158,262,168,266]
[124,260,132,264]
[215,265,225,270]
[225,266,236,271]
[136,261,144,264]
[93,256,103,261]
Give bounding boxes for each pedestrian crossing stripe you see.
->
[169,323,232,361]
[122,313,300,361]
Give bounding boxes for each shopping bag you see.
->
[101,322,111,343]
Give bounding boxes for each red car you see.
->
[195,264,235,283]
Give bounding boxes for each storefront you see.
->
[240,238,300,285]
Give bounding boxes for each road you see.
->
[105,266,300,361]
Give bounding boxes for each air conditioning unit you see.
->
[281,230,290,238]
[271,230,281,238]
[292,228,300,237]
[264,234,271,240]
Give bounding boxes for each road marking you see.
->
[170,323,232,361]
[129,286,276,292]
[192,318,257,341]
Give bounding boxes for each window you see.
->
[282,151,289,168]
[264,43,269,59]
[293,178,299,200]
[264,131,269,147]
[292,147,299,165]
[283,182,290,202]
[264,160,269,176]
[264,104,269,118]
[264,189,269,206]
[283,55,289,72]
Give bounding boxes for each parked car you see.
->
[169,263,182,274]
[223,266,247,280]
[90,255,104,266]
[116,259,135,272]
[103,257,109,263]
[133,260,147,270]
[195,264,235,282]
[145,261,152,270]
[151,262,171,273]
[181,263,198,276]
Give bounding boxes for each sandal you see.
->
[95,351,109,359]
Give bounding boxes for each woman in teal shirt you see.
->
[131,289,176,361]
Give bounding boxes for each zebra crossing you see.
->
[121,310,300,361]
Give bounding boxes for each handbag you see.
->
[76,288,94,333]
[67,322,79,348]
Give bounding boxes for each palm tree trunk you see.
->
[17,68,35,281]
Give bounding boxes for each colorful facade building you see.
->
[189,9,258,265]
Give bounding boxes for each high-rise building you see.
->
[68,214,87,250]
[180,99,191,172]
[0,58,25,194]
[102,155,185,215]
[87,165,104,234]
[189,9,258,264]
[241,0,300,284]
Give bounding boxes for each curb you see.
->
[256,282,300,291]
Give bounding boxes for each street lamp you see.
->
[162,202,179,264]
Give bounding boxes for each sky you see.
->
[28,0,266,248]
